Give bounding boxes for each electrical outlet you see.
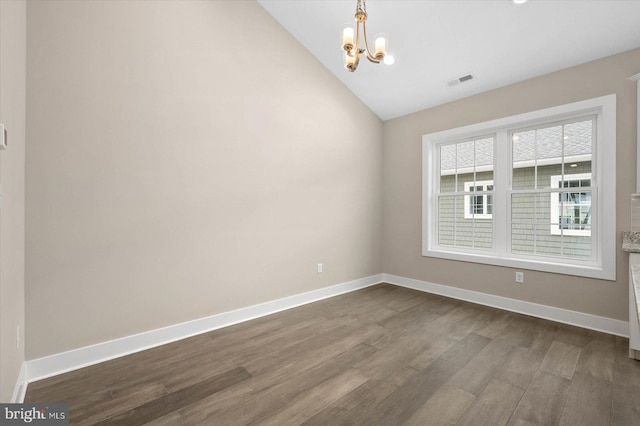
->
[515,271,524,283]
[317,263,323,273]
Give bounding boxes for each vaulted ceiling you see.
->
[258,0,640,120]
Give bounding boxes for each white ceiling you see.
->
[257,0,640,121]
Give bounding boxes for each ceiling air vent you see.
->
[446,73,475,87]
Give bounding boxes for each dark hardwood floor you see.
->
[25,284,640,425]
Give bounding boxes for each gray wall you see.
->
[0,0,26,402]
[383,48,639,322]
[26,1,383,359]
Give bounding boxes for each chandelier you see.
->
[341,0,391,72]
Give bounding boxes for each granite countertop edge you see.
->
[623,231,640,253]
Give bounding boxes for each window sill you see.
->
[422,247,615,281]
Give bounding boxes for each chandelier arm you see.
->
[361,21,381,63]
[353,20,361,57]
[350,20,361,70]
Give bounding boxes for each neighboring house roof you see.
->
[441,119,592,173]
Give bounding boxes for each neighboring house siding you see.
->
[439,162,591,258]
[439,171,494,249]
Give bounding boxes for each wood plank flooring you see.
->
[25,284,640,425]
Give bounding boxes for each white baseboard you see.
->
[26,274,384,383]
[383,273,629,337]
[26,272,629,385]
[11,362,27,403]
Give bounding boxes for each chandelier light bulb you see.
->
[374,34,387,59]
[344,51,358,72]
[342,26,355,51]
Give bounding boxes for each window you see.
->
[437,136,494,249]
[549,173,591,236]
[422,95,616,280]
[510,118,594,259]
[464,180,493,219]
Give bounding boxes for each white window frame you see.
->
[422,94,616,280]
[464,180,494,219]
[549,173,592,236]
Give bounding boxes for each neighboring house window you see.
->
[549,173,591,236]
[464,181,494,219]
[422,95,616,280]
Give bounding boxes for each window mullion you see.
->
[494,130,509,256]
[591,117,598,263]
